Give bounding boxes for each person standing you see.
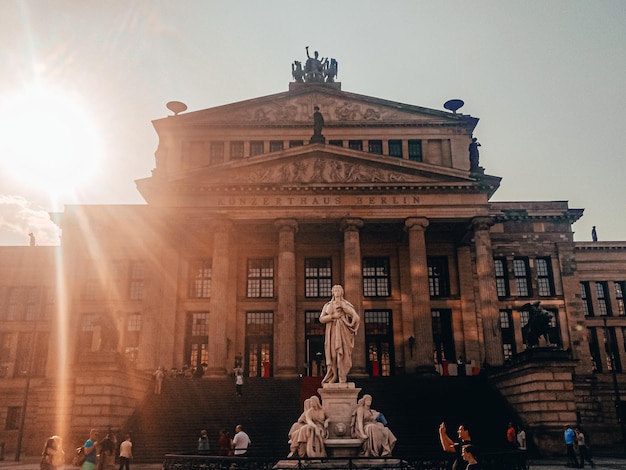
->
[234,366,244,396]
[232,424,251,456]
[97,433,117,470]
[118,433,133,470]
[564,424,579,468]
[82,429,99,470]
[198,429,210,455]
[218,428,233,456]
[506,422,517,450]
[516,426,527,451]
[41,435,65,470]
[439,422,473,470]
[575,427,595,468]
[462,444,481,470]
[319,284,360,384]
[153,366,164,394]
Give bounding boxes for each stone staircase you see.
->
[125,375,519,462]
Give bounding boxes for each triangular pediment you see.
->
[155,85,477,128]
[167,145,479,189]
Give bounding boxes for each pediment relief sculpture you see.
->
[202,95,438,125]
[227,158,413,184]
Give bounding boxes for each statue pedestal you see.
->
[318,382,362,457]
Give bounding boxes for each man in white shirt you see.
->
[232,425,251,456]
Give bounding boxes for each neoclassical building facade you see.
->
[1,71,626,456]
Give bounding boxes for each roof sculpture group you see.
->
[292,46,338,83]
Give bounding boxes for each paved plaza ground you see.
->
[1,456,626,470]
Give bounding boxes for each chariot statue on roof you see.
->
[292,47,339,84]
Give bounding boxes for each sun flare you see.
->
[0,87,101,194]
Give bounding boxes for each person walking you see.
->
[119,433,133,470]
[219,428,233,456]
[506,422,517,450]
[232,424,251,456]
[575,427,595,468]
[97,433,117,470]
[81,429,99,470]
[564,424,579,468]
[516,426,527,451]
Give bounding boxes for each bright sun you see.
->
[0,87,101,194]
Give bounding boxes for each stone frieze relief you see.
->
[230,158,408,184]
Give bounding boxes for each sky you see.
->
[0,1,624,246]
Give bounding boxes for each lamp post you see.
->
[602,316,626,453]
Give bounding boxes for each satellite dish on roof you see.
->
[166,101,188,115]
[443,99,464,114]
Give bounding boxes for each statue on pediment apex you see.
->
[292,47,339,84]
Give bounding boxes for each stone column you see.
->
[405,217,434,373]
[340,218,367,377]
[274,219,298,377]
[472,217,504,366]
[206,219,233,377]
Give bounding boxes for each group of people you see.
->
[564,424,595,468]
[198,425,251,456]
[41,429,132,470]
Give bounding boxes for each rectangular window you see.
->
[432,309,455,364]
[191,312,209,337]
[588,327,602,373]
[230,141,244,160]
[368,140,383,155]
[289,140,304,148]
[14,332,32,377]
[128,313,141,332]
[581,282,594,316]
[494,258,509,298]
[210,141,225,164]
[329,140,343,147]
[129,261,145,300]
[125,346,139,363]
[7,287,22,321]
[189,259,212,298]
[388,140,402,158]
[499,310,515,361]
[304,258,332,298]
[513,257,531,297]
[250,141,264,157]
[364,310,391,336]
[606,327,622,372]
[428,256,450,298]
[0,332,10,362]
[596,282,611,316]
[536,257,555,296]
[25,287,39,321]
[305,311,325,336]
[247,259,274,298]
[408,140,423,162]
[615,281,625,316]
[348,140,363,151]
[269,140,284,152]
[82,280,98,301]
[362,257,390,297]
[6,406,21,430]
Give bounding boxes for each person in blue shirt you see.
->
[82,428,99,470]
[564,424,579,468]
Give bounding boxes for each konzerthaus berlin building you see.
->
[1,57,626,456]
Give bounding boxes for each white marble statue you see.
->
[351,394,397,457]
[320,285,360,384]
[288,396,327,458]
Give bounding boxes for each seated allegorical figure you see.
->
[288,396,327,458]
[351,394,397,457]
